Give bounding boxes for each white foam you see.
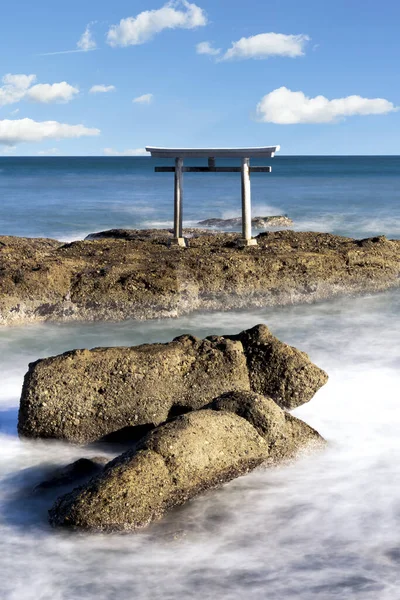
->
[0,291,399,598]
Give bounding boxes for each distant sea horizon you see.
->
[1,155,399,241]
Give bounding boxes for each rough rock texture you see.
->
[222,324,328,409]
[34,457,108,492]
[85,228,215,241]
[48,396,324,532]
[198,216,293,228]
[206,391,323,462]
[48,410,271,531]
[0,231,399,326]
[18,325,327,443]
[18,334,250,444]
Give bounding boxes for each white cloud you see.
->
[196,41,220,56]
[107,0,207,47]
[256,86,398,124]
[40,22,97,55]
[77,23,97,51]
[37,147,60,156]
[90,84,116,94]
[0,118,100,146]
[104,147,149,156]
[0,74,79,106]
[26,82,79,103]
[10,108,20,116]
[222,33,310,60]
[0,74,36,107]
[133,93,153,104]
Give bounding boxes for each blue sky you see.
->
[1,0,399,155]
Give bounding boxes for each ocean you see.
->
[0,156,399,599]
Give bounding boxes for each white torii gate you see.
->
[145,146,280,247]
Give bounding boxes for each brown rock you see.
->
[205,391,324,461]
[223,324,328,409]
[0,231,399,326]
[48,410,271,531]
[18,334,250,444]
[34,457,108,492]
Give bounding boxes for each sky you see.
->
[1,0,400,156]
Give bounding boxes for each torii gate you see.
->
[145,146,280,246]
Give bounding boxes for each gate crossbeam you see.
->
[146,146,280,247]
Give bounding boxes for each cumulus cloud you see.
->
[196,41,221,56]
[104,147,149,156]
[222,33,309,60]
[0,74,79,106]
[77,23,97,51]
[0,118,100,146]
[107,0,207,47]
[0,74,36,107]
[133,93,153,104]
[26,82,79,103]
[89,84,116,93]
[256,86,398,124]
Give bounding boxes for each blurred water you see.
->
[1,292,400,599]
[0,157,399,599]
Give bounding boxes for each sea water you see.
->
[0,157,399,599]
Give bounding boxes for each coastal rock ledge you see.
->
[18,325,328,444]
[49,393,324,532]
[0,230,399,326]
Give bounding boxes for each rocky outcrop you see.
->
[222,324,328,409]
[18,326,327,444]
[198,216,293,229]
[1,231,399,326]
[49,396,324,532]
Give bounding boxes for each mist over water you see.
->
[0,156,400,598]
[0,292,399,599]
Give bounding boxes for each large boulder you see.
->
[18,335,249,444]
[223,324,328,409]
[18,326,327,444]
[49,410,270,531]
[49,395,324,532]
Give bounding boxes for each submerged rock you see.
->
[34,457,108,492]
[18,326,327,444]
[0,231,399,326]
[197,216,293,229]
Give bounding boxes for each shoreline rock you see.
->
[49,395,324,532]
[18,325,328,444]
[197,215,293,229]
[0,230,399,326]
